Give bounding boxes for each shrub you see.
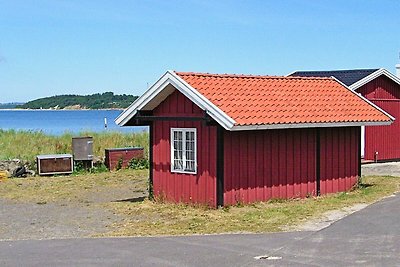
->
[128,158,149,170]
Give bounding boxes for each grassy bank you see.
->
[0,129,149,162]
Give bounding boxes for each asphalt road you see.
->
[0,192,399,266]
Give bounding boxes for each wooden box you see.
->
[37,154,74,176]
[105,147,144,170]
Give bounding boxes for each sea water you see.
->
[0,110,146,135]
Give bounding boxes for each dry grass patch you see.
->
[0,169,148,204]
[100,175,400,237]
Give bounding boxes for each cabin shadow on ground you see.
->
[114,196,147,203]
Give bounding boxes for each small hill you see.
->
[18,92,138,110]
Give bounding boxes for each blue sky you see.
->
[1,0,400,102]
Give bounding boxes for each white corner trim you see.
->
[115,70,236,130]
[349,68,400,91]
[331,76,395,122]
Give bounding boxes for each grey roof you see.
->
[289,69,379,87]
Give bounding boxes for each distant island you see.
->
[0,102,25,109]
[15,92,138,110]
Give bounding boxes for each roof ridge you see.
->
[295,68,380,73]
[175,71,335,81]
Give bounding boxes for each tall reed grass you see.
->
[0,129,149,162]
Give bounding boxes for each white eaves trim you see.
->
[350,68,400,91]
[115,70,236,130]
[231,120,392,131]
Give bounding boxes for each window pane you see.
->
[184,130,195,171]
[173,130,184,171]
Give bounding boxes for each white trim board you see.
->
[230,120,392,131]
[115,70,235,130]
[350,68,400,91]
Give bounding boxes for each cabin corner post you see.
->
[316,128,321,196]
[148,122,154,200]
[216,126,224,207]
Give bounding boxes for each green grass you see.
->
[0,129,149,163]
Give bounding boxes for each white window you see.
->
[171,128,197,174]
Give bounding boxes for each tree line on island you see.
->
[16,92,138,110]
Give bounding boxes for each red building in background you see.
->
[290,68,400,162]
[116,71,392,207]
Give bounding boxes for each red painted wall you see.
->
[357,75,400,161]
[364,100,400,161]
[223,127,359,205]
[152,90,217,206]
[319,127,359,194]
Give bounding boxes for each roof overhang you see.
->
[230,120,392,131]
[116,71,394,131]
[331,76,395,122]
[115,70,236,130]
[350,68,400,90]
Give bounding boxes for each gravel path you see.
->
[362,161,400,176]
[0,200,116,240]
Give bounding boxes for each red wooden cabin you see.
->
[290,69,400,161]
[116,71,392,207]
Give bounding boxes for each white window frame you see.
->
[170,127,197,174]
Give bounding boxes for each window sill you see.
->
[171,169,197,175]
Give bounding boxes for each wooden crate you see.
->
[37,154,73,176]
[105,147,144,170]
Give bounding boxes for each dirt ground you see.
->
[0,163,399,241]
[0,170,148,241]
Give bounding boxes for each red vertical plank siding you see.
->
[307,130,316,196]
[279,132,287,199]
[223,127,359,206]
[357,76,400,161]
[293,132,302,198]
[300,129,313,197]
[152,90,217,206]
[357,75,400,100]
[255,133,265,201]
[223,128,317,205]
[319,127,359,194]
[364,100,400,161]
[271,131,280,199]
[247,132,257,203]
[286,132,294,198]
[264,132,272,200]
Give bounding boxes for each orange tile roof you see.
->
[175,71,392,126]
